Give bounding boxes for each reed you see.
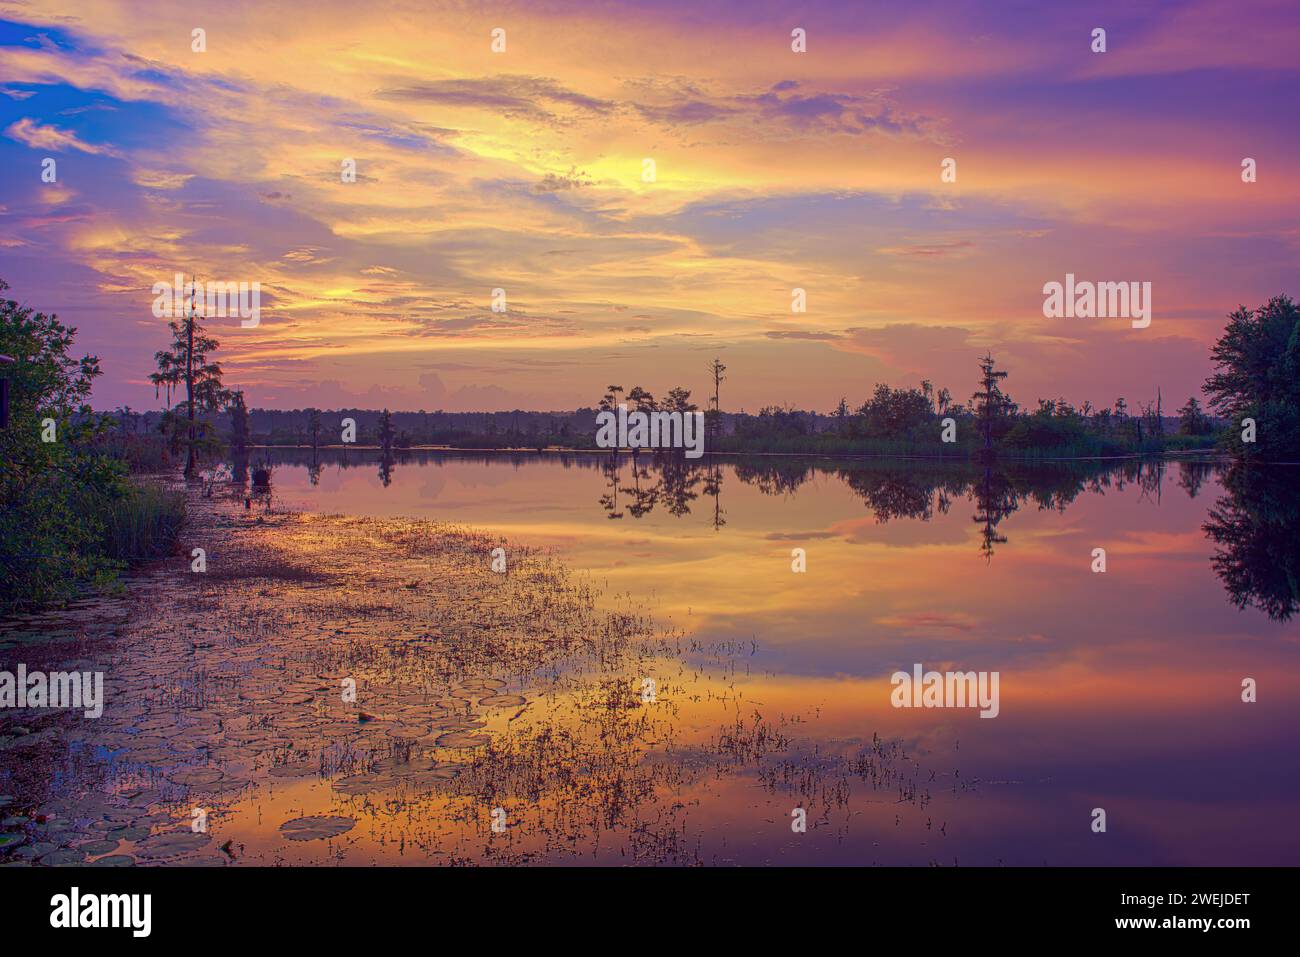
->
[102,480,186,563]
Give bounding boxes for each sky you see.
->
[0,0,1297,413]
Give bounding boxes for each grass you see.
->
[94,433,173,473]
[102,480,186,564]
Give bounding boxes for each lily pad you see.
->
[458,678,507,691]
[406,768,461,785]
[38,848,86,865]
[134,831,212,859]
[13,842,54,859]
[268,763,319,778]
[434,732,491,749]
[78,840,120,856]
[279,815,355,841]
[478,694,526,708]
[106,826,151,842]
[169,767,225,787]
[332,774,391,795]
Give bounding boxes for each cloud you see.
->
[765,330,844,341]
[534,167,594,192]
[743,87,933,137]
[4,116,120,155]
[633,99,737,126]
[878,240,976,258]
[131,168,192,189]
[375,75,614,123]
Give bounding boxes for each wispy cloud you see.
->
[5,116,119,155]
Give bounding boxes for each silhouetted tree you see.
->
[1177,396,1212,436]
[150,281,230,476]
[1204,295,1300,460]
[971,353,1014,457]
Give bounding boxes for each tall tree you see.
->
[150,280,230,477]
[971,352,1013,456]
[707,357,727,443]
[598,384,624,413]
[626,386,656,413]
[1177,396,1210,436]
[661,387,697,413]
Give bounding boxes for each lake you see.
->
[229,448,1300,865]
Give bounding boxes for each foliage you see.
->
[1177,396,1214,436]
[1204,295,1300,461]
[0,279,123,611]
[855,383,934,439]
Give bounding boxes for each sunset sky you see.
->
[1,0,1296,413]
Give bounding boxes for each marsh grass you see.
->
[102,480,186,563]
[94,433,172,473]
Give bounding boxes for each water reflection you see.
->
[1205,463,1300,621]
[248,447,1300,621]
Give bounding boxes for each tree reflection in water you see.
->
[1204,463,1300,621]
[243,448,1295,621]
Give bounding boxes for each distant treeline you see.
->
[103,397,1217,459]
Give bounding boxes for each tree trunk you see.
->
[184,304,196,477]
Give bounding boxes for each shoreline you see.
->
[241,443,1236,464]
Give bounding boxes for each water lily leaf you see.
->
[134,831,212,859]
[169,767,225,787]
[434,732,491,748]
[79,840,120,856]
[332,774,390,796]
[280,815,355,841]
[38,848,86,865]
[268,763,319,778]
[478,694,526,708]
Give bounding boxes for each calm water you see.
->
[242,449,1300,865]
